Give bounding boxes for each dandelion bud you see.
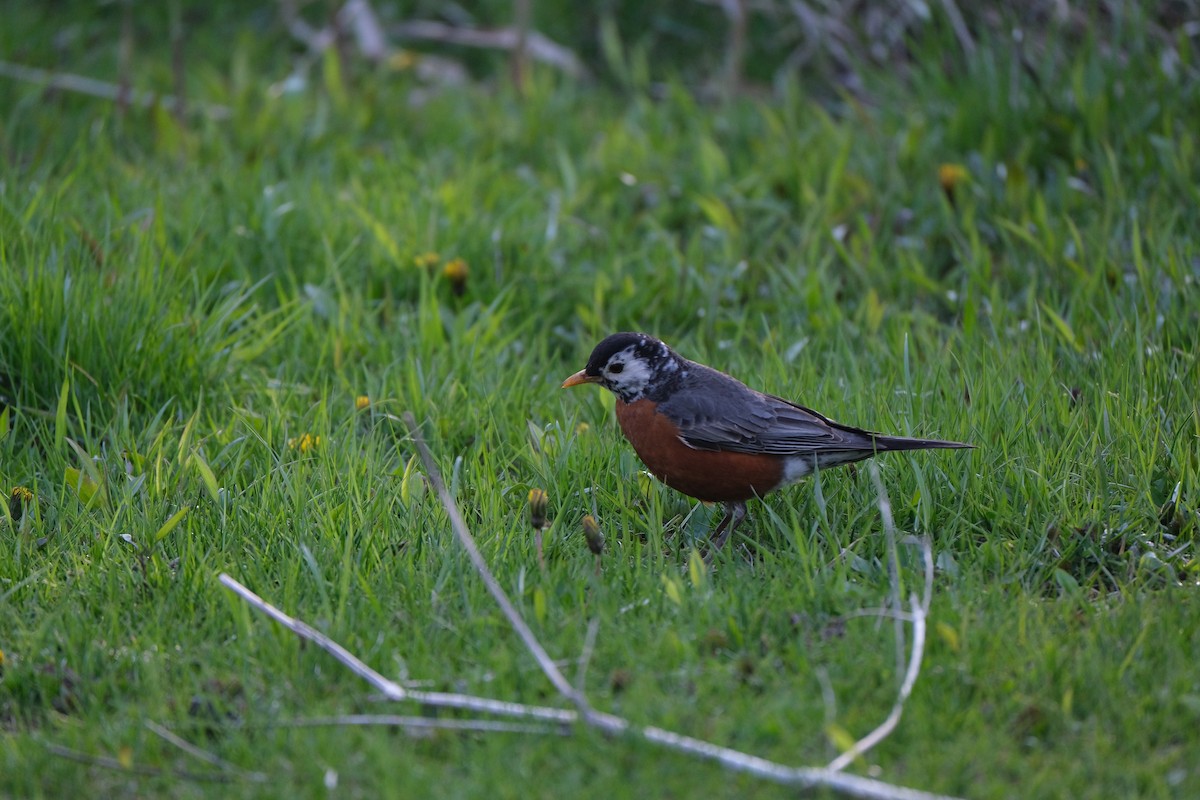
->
[443,258,469,297]
[937,163,968,205]
[528,488,548,530]
[582,514,605,556]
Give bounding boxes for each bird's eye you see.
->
[609,363,624,374]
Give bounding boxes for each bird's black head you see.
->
[563,332,684,402]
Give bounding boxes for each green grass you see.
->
[2,7,1199,799]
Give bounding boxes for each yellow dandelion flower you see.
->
[287,434,321,453]
[355,395,370,411]
[575,422,590,435]
[414,251,440,269]
[9,486,33,522]
[937,163,969,204]
[938,163,968,189]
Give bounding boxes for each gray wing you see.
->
[658,365,879,456]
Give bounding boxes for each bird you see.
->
[562,332,972,553]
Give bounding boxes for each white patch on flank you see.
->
[781,457,814,485]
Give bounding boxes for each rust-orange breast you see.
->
[615,398,784,502]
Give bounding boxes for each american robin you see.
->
[563,332,972,552]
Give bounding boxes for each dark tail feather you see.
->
[870,434,973,452]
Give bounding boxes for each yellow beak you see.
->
[561,370,599,388]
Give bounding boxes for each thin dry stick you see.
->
[402,412,623,733]
[223,575,955,800]
[918,535,935,614]
[274,714,558,735]
[222,567,956,800]
[218,573,576,725]
[511,0,532,92]
[938,0,977,58]
[146,720,223,767]
[827,467,933,773]
[118,0,133,114]
[827,590,927,773]
[871,462,908,681]
[278,0,334,53]
[169,0,187,122]
[221,573,403,701]
[574,617,602,692]
[0,61,232,119]
[840,608,917,624]
[402,688,571,724]
[145,721,267,782]
[44,743,236,783]
[815,666,838,730]
[720,0,747,98]
[339,0,390,61]
[390,21,586,78]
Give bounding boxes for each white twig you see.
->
[919,535,935,613]
[220,568,956,800]
[937,0,977,58]
[144,721,267,782]
[511,0,532,90]
[827,591,928,773]
[830,587,931,777]
[870,462,908,681]
[575,617,602,692]
[218,573,575,725]
[44,743,235,782]
[339,0,389,62]
[220,573,405,701]
[815,666,838,731]
[403,412,623,734]
[403,688,574,724]
[0,60,231,119]
[390,21,587,78]
[275,714,560,736]
[277,0,334,53]
[826,468,935,773]
[839,608,917,624]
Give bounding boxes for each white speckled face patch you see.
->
[656,340,678,372]
[602,345,653,400]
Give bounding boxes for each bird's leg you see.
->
[707,501,747,554]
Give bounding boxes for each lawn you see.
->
[1,3,1198,798]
